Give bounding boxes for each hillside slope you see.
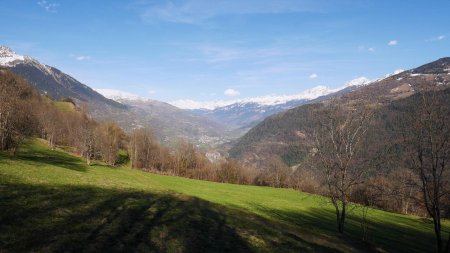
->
[0,46,228,145]
[0,46,122,109]
[229,57,450,166]
[110,98,231,146]
[1,139,448,253]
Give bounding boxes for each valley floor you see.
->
[0,139,448,253]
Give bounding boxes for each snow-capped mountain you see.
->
[0,46,25,66]
[0,45,121,108]
[0,45,231,145]
[171,85,336,110]
[174,69,408,130]
[171,77,376,111]
[181,76,374,130]
[94,88,147,102]
[343,77,371,87]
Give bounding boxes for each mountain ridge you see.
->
[229,57,450,166]
[187,75,381,130]
[0,45,231,146]
[0,46,124,109]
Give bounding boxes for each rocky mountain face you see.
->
[229,57,450,167]
[0,46,229,146]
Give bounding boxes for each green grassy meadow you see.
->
[0,139,448,252]
[54,101,76,112]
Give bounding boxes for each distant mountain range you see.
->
[229,57,450,167]
[180,74,404,131]
[0,46,229,146]
[94,91,231,146]
[4,44,440,154]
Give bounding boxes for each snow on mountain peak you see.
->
[344,77,371,87]
[0,45,25,66]
[298,85,333,99]
[94,88,148,102]
[0,45,60,77]
[382,69,405,79]
[171,85,335,110]
[170,75,381,110]
[0,46,15,56]
[393,69,405,75]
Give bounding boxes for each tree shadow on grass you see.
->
[0,183,249,253]
[250,203,440,253]
[0,183,344,253]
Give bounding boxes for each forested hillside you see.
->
[230,58,450,165]
[228,59,450,227]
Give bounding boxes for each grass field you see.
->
[0,139,448,253]
[54,101,76,112]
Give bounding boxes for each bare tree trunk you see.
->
[334,203,341,233]
[444,234,450,253]
[339,201,346,234]
[433,211,442,253]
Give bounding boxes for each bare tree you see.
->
[400,91,450,253]
[266,156,290,188]
[0,70,39,153]
[129,128,161,170]
[95,122,126,166]
[173,141,198,177]
[78,116,96,165]
[311,102,374,233]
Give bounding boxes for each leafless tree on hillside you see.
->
[311,102,374,234]
[0,70,39,153]
[129,128,162,170]
[399,91,450,253]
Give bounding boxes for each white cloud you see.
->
[148,90,157,95]
[309,73,318,79]
[358,46,375,52]
[139,0,332,24]
[426,35,446,42]
[187,45,289,64]
[75,56,91,61]
[199,45,242,63]
[388,40,397,46]
[37,1,59,13]
[224,88,240,97]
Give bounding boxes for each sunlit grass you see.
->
[0,139,448,252]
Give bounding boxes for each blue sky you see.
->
[1,0,449,105]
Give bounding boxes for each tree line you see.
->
[0,68,306,187]
[0,69,255,184]
[1,69,449,252]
